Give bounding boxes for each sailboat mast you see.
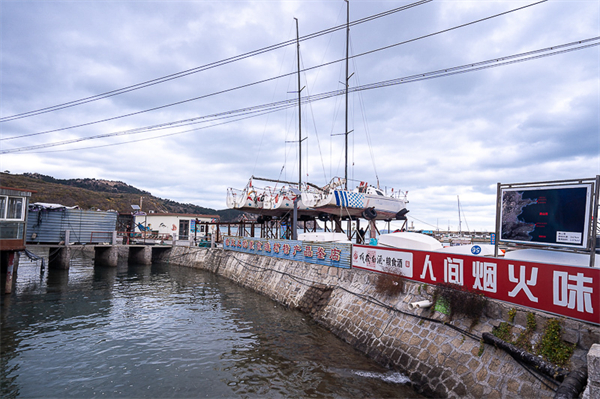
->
[458,195,462,235]
[295,18,302,187]
[344,0,350,190]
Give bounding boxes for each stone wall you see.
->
[157,246,600,398]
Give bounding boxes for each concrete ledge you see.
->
[128,246,152,265]
[94,246,118,267]
[49,247,71,269]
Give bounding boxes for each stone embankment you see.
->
[156,246,600,398]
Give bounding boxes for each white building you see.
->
[133,213,219,242]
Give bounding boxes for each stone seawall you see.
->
[157,246,600,398]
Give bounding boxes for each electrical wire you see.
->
[0,0,432,123]
[1,0,547,142]
[2,36,596,155]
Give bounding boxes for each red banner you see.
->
[352,245,600,325]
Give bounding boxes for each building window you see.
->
[6,197,24,220]
[0,197,6,219]
[0,222,24,239]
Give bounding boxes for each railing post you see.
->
[65,230,70,246]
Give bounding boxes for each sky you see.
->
[1,0,599,232]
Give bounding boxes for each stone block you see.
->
[461,372,475,387]
[434,335,446,346]
[476,367,488,381]
[488,358,501,373]
[443,357,457,371]
[471,383,485,397]
[588,344,600,383]
[451,337,464,349]
[506,379,520,393]
[453,382,467,397]
[480,324,493,334]
[436,353,446,365]
[487,374,499,387]
[561,327,578,345]
[441,343,452,354]
[580,328,600,349]
[427,341,440,356]
[468,358,481,370]
[519,382,536,398]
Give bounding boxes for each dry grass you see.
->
[374,272,404,296]
[433,283,487,323]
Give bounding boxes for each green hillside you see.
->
[0,172,243,222]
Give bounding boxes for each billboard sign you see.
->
[223,236,352,269]
[499,184,592,248]
[353,244,600,325]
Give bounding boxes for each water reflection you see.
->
[1,250,421,398]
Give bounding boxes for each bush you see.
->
[374,272,404,296]
[535,319,575,367]
[432,284,487,322]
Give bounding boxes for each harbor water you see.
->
[1,248,421,398]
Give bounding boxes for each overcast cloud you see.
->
[1,0,598,231]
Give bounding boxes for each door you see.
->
[179,220,190,240]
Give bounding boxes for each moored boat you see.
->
[302,178,409,221]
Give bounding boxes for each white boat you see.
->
[436,244,496,256]
[263,185,313,212]
[377,232,495,257]
[298,232,351,243]
[302,178,409,221]
[226,180,264,211]
[378,232,442,250]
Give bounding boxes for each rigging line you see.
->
[349,37,379,183]
[407,215,440,229]
[1,0,432,123]
[300,48,328,185]
[3,38,596,155]
[358,40,600,92]
[357,37,600,90]
[1,0,539,141]
[355,0,548,61]
[3,103,297,154]
[253,21,296,177]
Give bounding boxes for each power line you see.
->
[2,36,596,155]
[0,0,432,123]
[1,0,546,142]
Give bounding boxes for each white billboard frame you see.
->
[495,177,598,258]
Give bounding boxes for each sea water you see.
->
[1,248,421,398]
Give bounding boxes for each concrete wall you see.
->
[157,246,600,398]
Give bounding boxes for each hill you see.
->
[0,172,243,222]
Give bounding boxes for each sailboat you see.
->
[226,4,409,225]
[299,1,409,223]
[301,177,409,221]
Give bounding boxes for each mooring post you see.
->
[4,252,15,294]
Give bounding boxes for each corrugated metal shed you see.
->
[27,209,117,244]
